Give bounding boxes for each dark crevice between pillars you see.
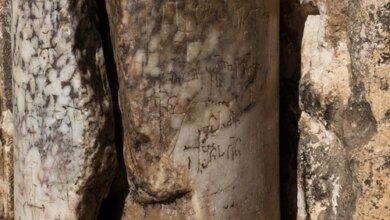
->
[68,0,122,218]
[279,1,318,219]
[96,0,129,219]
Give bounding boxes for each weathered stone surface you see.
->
[298,0,390,219]
[12,0,117,219]
[105,0,279,219]
[0,0,13,219]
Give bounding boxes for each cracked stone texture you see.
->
[298,0,390,219]
[12,0,117,219]
[105,0,279,219]
[0,0,13,219]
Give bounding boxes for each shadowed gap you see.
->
[279,1,318,219]
[96,0,129,219]
[68,0,122,218]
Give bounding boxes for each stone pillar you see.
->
[12,0,117,219]
[0,0,13,218]
[105,0,279,219]
[298,0,390,219]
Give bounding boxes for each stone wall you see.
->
[298,0,390,219]
[1,0,388,219]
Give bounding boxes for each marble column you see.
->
[298,0,390,219]
[12,0,117,219]
[0,0,13,218]
[105,0,279,219]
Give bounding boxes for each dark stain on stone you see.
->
[377,3,390,33]
[61,81,71,88]
[383,159,390,169]
[312,178,329,201]
[380,78,389,91]
[379,52,390,64]
[300,79,322,119]
[385,109,390,120]
[342,99,377,148]
[364,179,372,186]
[323,103,340,129]
[133,132,151,153]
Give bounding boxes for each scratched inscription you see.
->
[144,55,266,116]
[135,4,270,173]
[185,134,242,173]
[119,0,271,178]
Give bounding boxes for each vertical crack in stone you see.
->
[279,0,318,219]
[69,1,119,218]
[96,0,129,219]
